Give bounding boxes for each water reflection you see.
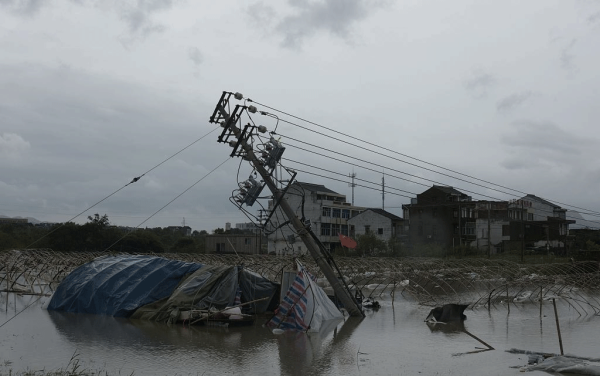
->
[3,294,600,375]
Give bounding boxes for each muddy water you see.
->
[1,292,599,376]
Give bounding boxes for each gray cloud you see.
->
[0,63,244,230]
[248,0,387,49]
[0,0,45,16]
[188,47,204,66]
[500,120,595,171]
[560,38,577,71]
[246,2,276,30]
[496,91,534,113]
[116,0,174,47]
[464,70,496,98]
[588,11,600,24]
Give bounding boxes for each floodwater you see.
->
[1,291,599,376]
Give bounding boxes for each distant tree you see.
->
[355,233,388,256]
[172,237,197,253]
[192,230,208,237]
[87,213,110,227]
[213,228,225,234]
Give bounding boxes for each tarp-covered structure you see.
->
[47,255,280,322]
[267,262,343,332]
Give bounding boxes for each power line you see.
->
[249,98,600,217]
[283,159,600,229]
[103,157,231,251]
[21,126,221,248]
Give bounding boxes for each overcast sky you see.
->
[1,0,600,232]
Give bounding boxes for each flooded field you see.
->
[1,290,599,376]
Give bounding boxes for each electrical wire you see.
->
[249,99,600,218]
[20,126,221,248]
[102,157,231,251]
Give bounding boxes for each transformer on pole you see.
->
[209,91,364,317]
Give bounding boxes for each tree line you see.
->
[0,214,214,253]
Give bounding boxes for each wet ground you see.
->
[0,291,599,376]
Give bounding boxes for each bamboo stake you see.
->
[552,298,564,355]
[463,329,494,350]
[539,286,543,318]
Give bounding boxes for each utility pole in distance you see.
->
[348,172,356,206]
[210,91,364,317]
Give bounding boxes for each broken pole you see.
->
[211,93,364,317]
[552,298,564,355]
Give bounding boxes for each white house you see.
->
[347,208,405,241]
[266,181,365,255]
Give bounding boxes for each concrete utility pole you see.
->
[211,93,363,317]
[487,202,491,258]
[348,172,356,206]
[382,173,385,210]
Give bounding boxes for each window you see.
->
[341,224,349,236]
[322,207,331,217]
[216,243,226,252]
[365,225,371,234]
[528,213,533,221]
[453,210,458,218]
[321,223,331,236]
[377,228,384,235]
[342,209,350,219]
[502,225,510,236]
[297,246,302,252]
[331,224,341,235]
[316,194,323,200]
[244,238,251,245]
[332,208,341,218]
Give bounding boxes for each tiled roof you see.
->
[525,194,561,209]
[431,185,465,196]
[363,208,404,222]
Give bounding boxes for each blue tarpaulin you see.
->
[47,255,203,317]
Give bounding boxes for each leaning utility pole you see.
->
[210,92,364,317]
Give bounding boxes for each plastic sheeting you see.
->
[131,265,280,322]
[47,255,202,317]
[525,356,600,375]
[267,263,343,332]
[47,255,280,323]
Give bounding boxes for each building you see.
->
[235,222,261,233]
[403,186,577,255]
[402,185,476,251]
[347,208,406,241]
[471,201,511,254]
[505,195,575,254]
[205,233,266,255]
[266,181,365,255]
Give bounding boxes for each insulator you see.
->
[228,140,237,147]
[234,92,244,100]
[248,105,257,113]
[220,121,226,128]
[257,125,267,133]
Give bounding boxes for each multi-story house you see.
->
[505,195,575,254]
[404,186,577,255]
[402,185,476,251]
[471,201,511,254]
[266,181,365,255]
